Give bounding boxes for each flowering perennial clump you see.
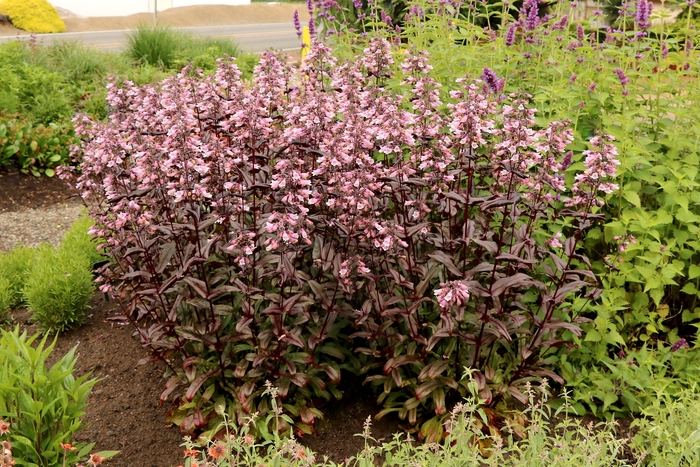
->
[63,39,616,440]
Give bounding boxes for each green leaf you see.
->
[689,265,700,280]
[623,191,641,208]
[584,329,602,342]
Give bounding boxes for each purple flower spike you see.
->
[353,0,362,10]
[614,68,630,86]
[635,0,652,30]
[307,0,314,16]
[308,17,316,37]
[671,338,690,352]
[505,24,516,46]
[293,10,302,37]
[481,67,501,93]
[526,1,539,30]
[381,9,393,26]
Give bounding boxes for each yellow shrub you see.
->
[0,0,66,33]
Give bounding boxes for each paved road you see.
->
[0,23,301,53]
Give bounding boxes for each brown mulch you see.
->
[0,170,78,212]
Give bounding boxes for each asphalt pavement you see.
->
[0,23,301,53]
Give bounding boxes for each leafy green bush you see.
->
[13,63,73,125]
[0,115,76,176]
[561,342,700,417]
[23,244,95,333]
[0,327,115,467]
[0,245,35,309]
[0,0,66,33]
[631,387,700,466]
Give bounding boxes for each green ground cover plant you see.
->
[174,379,645,467]
[631,387,700,466]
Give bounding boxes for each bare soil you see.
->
[0,4,310,36]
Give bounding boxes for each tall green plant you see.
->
[0,327,116,467]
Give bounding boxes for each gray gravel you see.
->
[0,204,86,251]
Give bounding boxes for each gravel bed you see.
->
[0,204,87,251]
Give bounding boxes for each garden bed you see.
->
[1,171,403,466]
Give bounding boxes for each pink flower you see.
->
[547,232,564,248]
[434,281,470,310]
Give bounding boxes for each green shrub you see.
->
[14,63,72,125]
[58,216,104,268]
[0,277,12,322]
[0,245,35,309]
[0,0,66,33]
[561,343,700,417]
[0,115,75,176]
[631,387,700,465]
[0,66,20,115]
[0,327,114,467]
[23,244,95,333]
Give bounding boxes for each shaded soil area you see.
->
[0,4,310,36]
[0,169,79,213]
[3,172,402,466]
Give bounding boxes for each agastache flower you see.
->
[671,338,690,352]
[614,67,630,86]
[293,10,302,37]
[505,24,516,46]
[635,0,652,29]
[481,67,504,93]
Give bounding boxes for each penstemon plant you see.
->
[318,0,700,418]
[62,38,616,440]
